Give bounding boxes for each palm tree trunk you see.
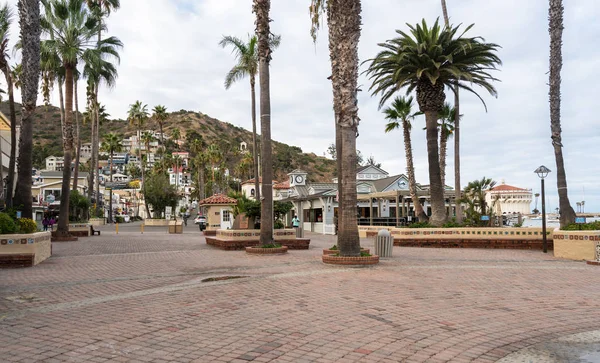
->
[88,99,96,201]
[549,0,575,227]
[72,80,81,191]
[57,65,74,236]
[142,131,151,218]
[4,67,17,208]
[439,129,448,192]
[328,0,362,256]
[403,120,427,221]
[13,0,41,218]
[250,77,260,201]
[454,90,462,222]
[159,122,164,146]
[254,0,274,245]
[441,0,449,25]
[199,165,205,200]
[58,80,65,134]
[109,151,113,223]
[424,110,446,226]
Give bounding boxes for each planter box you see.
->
[323,248,370,255]
[245,246,288,255]
[553,230,600,261]
[0,232,52,268]
[205,229,310,250]
[144,219,170,227]
[89,218,105,226]
[322,254,379,265]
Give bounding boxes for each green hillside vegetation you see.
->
[0,102,335,183]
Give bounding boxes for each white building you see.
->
[45,156,65,171]
[485,181,532,215]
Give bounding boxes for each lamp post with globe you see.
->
[535,165,551,253]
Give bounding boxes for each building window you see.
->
[223,210,230,222]
[302,208,323,223]
[250,188,255,196]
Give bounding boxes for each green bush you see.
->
[274,220,284,229]
[115,216,125,224]
[442,219,463,228]
[18,218,38,234]
[407,221,434,228]
[562,221,600,231]
[0,212,17,234]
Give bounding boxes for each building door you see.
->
[220,209,232,230]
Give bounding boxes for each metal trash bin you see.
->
[374,229,393,257]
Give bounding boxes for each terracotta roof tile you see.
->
[273,180,290,190]
[198,194,237,205]
[489,184,528,192]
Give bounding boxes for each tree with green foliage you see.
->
[366,19,501,226]
[383,96,427,221]
[460,177,496,226]
[152,105,168,145]
[143,172,179,219]
[128,101,150,216]
[437,103,458,190]
[219,32,281,202]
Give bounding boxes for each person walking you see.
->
[42,216,49,232]
[292,215,300,228]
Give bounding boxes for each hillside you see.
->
[0,102,336,183]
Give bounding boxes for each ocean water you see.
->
[522,217,600,228]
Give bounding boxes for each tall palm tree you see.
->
[310,0,362,256]
[42,0,122,236]
[219,33,280,202]
[206,143,221,194]
[439,0,463,223]
[437,103,457,190]
[71,71,82,191]
[171,127,180,150]
[85,0,120,210]
[548,0,575,227]
[100,132,122,223]
[12,0,41,218]
[128,101,149,216]
[383,96,427,222]
[152,105,167,145]
[462,176,496,222]
[366,19,501,226]
[0,3,14,206]
[193,151,208,203]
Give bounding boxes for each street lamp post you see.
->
[534,165,551,253]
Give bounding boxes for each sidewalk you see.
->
[1,229,599,362]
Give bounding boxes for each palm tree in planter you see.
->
[548,0,576,227]
[152,105,168,145]
[383,96,428,222]
[219,33,281,201]
[366,19,501,226]
[12,0,41,217]
[41,0,122,236]
[100,132,122,223]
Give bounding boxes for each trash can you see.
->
[374,229,393,257]
[168,220,183,234]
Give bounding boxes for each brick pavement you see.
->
[1,225,600,362]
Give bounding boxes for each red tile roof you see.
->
[198,194,237,205]
[273,180,290,190]
[489,184,528,192]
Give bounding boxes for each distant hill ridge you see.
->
[0,101,336,183]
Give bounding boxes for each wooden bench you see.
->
[90,226,101,236]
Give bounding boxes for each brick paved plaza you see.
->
[2,223,600,362]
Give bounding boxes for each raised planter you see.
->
[322,254,379,265]
[144,219,170,227]
[323,248,370,255]
[553,230,600,261]
[89,218,105,226]
[0,232,52,268]
[205,229,310,250]
[245,246,288,255]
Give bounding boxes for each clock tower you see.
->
[288,169,307,187]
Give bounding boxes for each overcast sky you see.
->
[6,0,600,213]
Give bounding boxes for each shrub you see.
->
[0,212,17,234]
[115,216,125,224]
[442,219,463,228]
[562,221,600,231]
[407,221,434,228]
[274,220,284,229]
[18,218,38,234]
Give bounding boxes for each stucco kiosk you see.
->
[199,194,237,236]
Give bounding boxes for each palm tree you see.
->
[548,0,576,227]
[152,105,168,145]
[310,0,362,256]
[100,132,122,223]
[366,19,501,226]
[41,0,122,236]
[206,143,221,194]
[437,103,457,190]
[383,96,427,222]
[171,128,180,150]
[462,177,496,225]
[193,151,208,203]
[219,33,281,202]
[12,0,41,218]
[0,3,14,206]
[71,71,82,191]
